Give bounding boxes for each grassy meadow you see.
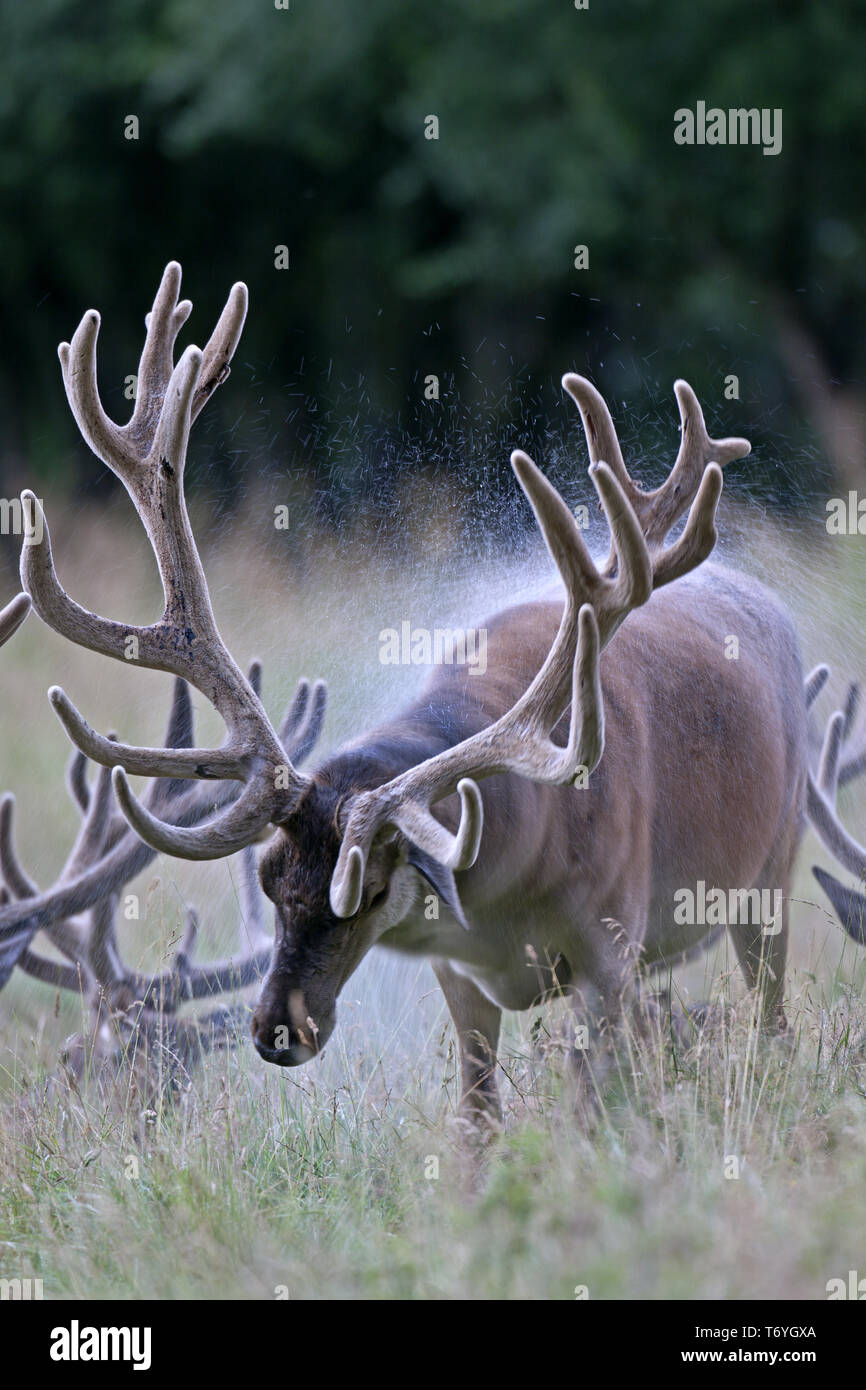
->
[1,480,866,1300]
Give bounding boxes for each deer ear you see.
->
[406,845,470,931]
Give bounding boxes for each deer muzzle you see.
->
[250,986,334,1066]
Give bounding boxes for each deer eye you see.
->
[366,886,388,913]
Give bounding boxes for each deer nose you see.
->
[250,1016,317,1067]
[253,1040,294,1066]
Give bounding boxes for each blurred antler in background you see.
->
[0,666,325,1106]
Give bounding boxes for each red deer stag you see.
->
[15,263,833,1124]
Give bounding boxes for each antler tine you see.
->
[647,380,750,546]
[281,680,328,765]
[512,450,651,639]
[648,462,724,590]
[807,709,866,879]
[508,449,649,701]
[805,664,830,710]
[840,749,866,790]
[67,749,90,813]
[817,711,844,804]
[249,666,328,766]
[2,733,126,988]
[136,263,192,424]
[0,794,39,899]
[0,592,30,647]
[247,660,263,699]
[44,679,245,781]
[279,677,309,742]
[21,495,216,706]
[0,791,94,972]
[838,682,866,789]
[112,767,280,859]
[6,827,268,1018]
[0,785,221,1002]
[812,865,866,945]
[59,262,198,476]
[192,280,248,422]
[85,893,123,991]
[149,677,201,813]
[124,946,273,1011]
[62,686,201,852]
[64,762,115,877]
[163,675,195,749]
[808,699,866,945]
[806,669,866,789]
[59,310,136,474]
[560,375,630,489]
[23,263,314,860]
[17,947,86,992]
[842,682,861,741]
[238,844,270,949]
[0,806,145,945]
[1,738,248,988]
[562,373,748,584]
[1,831,269,1023]
[177,906,199,964]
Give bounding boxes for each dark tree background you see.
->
[0,0,863,517]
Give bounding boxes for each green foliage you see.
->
[0,0,863,501]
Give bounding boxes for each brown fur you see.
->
[251,561,807,1116]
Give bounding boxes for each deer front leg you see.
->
[567,906,647,1120]
[433,960,502,1131]
[568,977,631,1121]
[728,891,790,1033]
[728,842,795,1034]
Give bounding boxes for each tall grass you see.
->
[1,498,865,1299]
